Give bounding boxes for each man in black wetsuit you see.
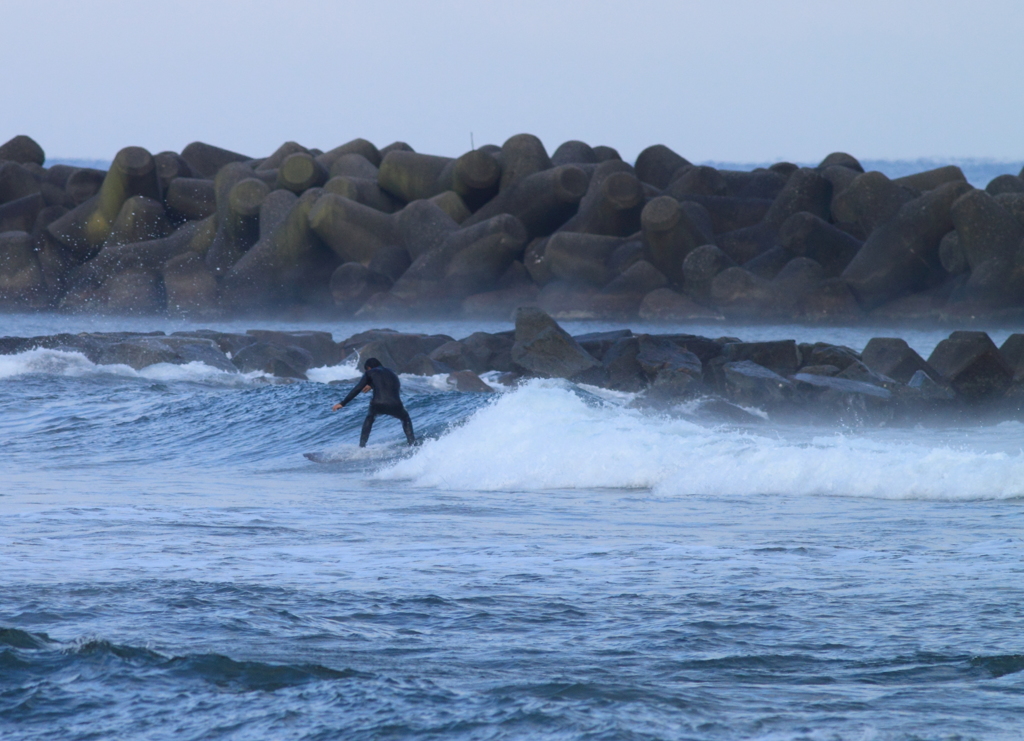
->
[332,357,416,447]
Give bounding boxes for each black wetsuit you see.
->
[340,366,415,446]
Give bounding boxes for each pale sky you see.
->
[3,0,1023,164]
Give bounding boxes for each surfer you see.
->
[332,357,416,447]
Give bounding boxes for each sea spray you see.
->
[380,379,1024,500]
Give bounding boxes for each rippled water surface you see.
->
[2,314,1024,740]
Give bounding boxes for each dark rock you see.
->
[841,181,972,309]
[771,257,825,310]
[0,135,45,165]
[162,252,218,315]
[667,194,773,234]
[592,146,621,163]
[717,169,788,200]
[831,171,916,235]
[950,189,1024,269]
[324,175,401,214]
[447,370,495,392]
[205,166,272,273]
[499,134,551,191]
[330,262,392,310]
[317,138,382,169]
[0,231,44,305]
[798,365,841,376]
[573,329,633,361]
[938,231,966,275]
[742,246,793,280]
[0,193,44,234]
[510,306,599,378]
[256,141,310,171]
[710,267,778,316]
[545,232,620,287]
[836,360,897,388]
[907,370,956,401]
[428,191,471,223]
[180,141,251,178]
[802,343,860,371]
[722,360,794,406]
[667,166,729,197]
[327,154,380,180]
[986,174,1024,196]
[722,340,801,377]
[0,162,41,204]
[65,168,105,206]
[682,244,736,302]
[462,164,588,238]
[245,330,342,368]
[636,335,703,397]
[817,152,864,173]
[560,162,644,237]
[861,337,937,384]
[778,211,862,278]
[894,165,966,191]
[603,260,668,295]
[231,341,312,380]
[165,177,216,221]
[641,195,713,284]
[378,150,452,202]
[998,334,1024,380]
[638,288,723,321]
[926,331,1013,400]
[276,152,328,193]
[400,353,453,376]
[634,144,690,189]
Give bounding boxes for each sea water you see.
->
[2,313,1024,740]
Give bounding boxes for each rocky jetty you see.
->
[5,309,1024,423]
[3,134,1024,322]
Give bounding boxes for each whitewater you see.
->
[2,314,1023,740]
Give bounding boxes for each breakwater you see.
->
[5,307,1024,423]
[2,134,1024,322]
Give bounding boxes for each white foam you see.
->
[379,380,1024,500]
[0,348,253,384]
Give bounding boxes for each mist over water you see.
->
[3,314,1024,740]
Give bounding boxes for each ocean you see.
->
[2,312,1024,740]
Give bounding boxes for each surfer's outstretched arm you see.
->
[333,372,370,410]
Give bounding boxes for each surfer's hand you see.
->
[361,385,371,393]
[332,403,344,411]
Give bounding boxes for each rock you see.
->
[791,373,892,417]
[831,171,915,235]
[667,165,729,197]
[720,340,800,377]
[245,330,342,368]
[603,260,668,296]
[798,365,841,376]
[162,252,218,314]
[429,331,514,374]
[640,195,713,284]
[545,231,620,287]
[429,191,471,223]
[327,153,380,180]
[354,332,452,371]
[636,335,703,397]
[461,284,539,319]
[950,189,1024,269]
[498,134,552,191]
[393,199,460,261]
[510,306,600,378]
[0,193,44,233]
[710,267,778,316]
[682,244,737,302]
[861,337,937,384]
[841,181,972,309]
[638,288,723,321]
[325,175,401,214]
[102,195,172,248]
[836,360,897,388]
[572,329,633,361]
[634,144,690,189]
[986,174,1024,196]
[276,152,329,193]
[0,135,45,165]
[65,168,106,206]
[461,164,588,238]
[777,211,862,278]
[894,165,967,191]
[0,162,42,204]
[180,141,251,178]
[400,353,453,376]
[560,162,645,237]
[801,343,860,371]
[205,167,273,273]
[378,150,453,202]
[938,231,966,275]
[771,257,825,310]
[926,331,1013,401]
[444,149,503,210]
[742,246,793,280]
[0,231,44,305]
[232,341,313,380]
[317,138,382,169]
[330,262,392,310]
[817,152,864,173]
[256,141,309,171]
[998,334,1024,380]
[907,370,956,401]
[447,370,495,392]
[165,177,216,221]
[666,193,773,234]
[722,361,794,406]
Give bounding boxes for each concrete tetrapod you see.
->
[205,169,271,274]
[462,164,588,237]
